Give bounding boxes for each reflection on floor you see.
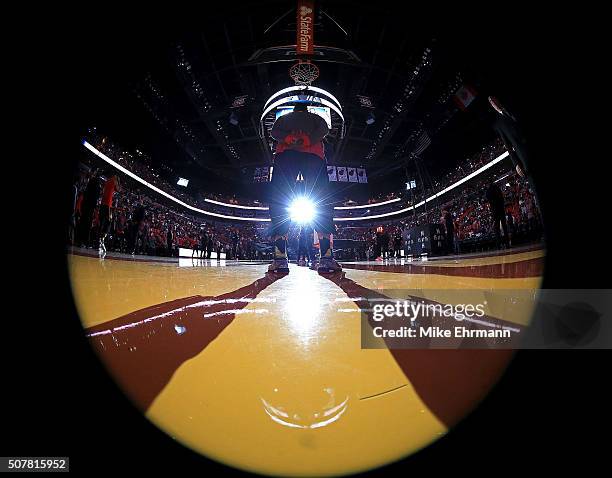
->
[68,245,544,476]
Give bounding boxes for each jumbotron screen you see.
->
[275,105,332,128]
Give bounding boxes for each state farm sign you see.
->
[296,0,314,55]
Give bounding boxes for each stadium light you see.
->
[289,197,316,224]
[177,177,189,187]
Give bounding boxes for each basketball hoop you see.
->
[289,60,319,85]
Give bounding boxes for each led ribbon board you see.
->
[84,141,508,224]
[83,141,271,222]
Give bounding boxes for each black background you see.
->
[3,4,609,475]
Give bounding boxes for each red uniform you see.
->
[271,111,328,160]
[101,177,118,207]
[274,131,325,159]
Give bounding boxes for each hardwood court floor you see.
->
[68,245,544,476]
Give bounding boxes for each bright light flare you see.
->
[289,197,316,224]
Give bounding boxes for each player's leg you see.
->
[499,210,510,248]
[98,206,110,252]
[302,155,341,273]
[304,238,311,266]
[128,222,138,255]
[309,231,320,270]
[267,152,299,272]
[492,214,502,250]
[268,151,299,237]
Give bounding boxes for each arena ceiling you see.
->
[79,1,524,188]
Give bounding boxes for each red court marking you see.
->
[341,257,544,279]
[433,244,544,260]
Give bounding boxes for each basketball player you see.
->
[375,226,386,261]
[485,182,510,249]
[215,239,222,262]
[393,228,402,258]
[206,230,213,259]
[267,102,341,273]
[79,170,102,248]
[129,196,146,255]
[442,209,456,254]
[98,173,120,253]
[231,229,240,260]
[191,234,199,259]
[200,230,208,260]
[166,226,173,257]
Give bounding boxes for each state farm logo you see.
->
[297,3,314,54]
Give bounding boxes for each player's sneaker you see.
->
[268,237,289,273]
[316,236,341,273]
[268,258,289,273]
[317,256,342,274]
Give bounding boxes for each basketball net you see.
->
[289,60,319,86]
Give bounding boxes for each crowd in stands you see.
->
[333,170,543,256]
[448,174,541,244]
[90,131,506,212]
[73,132,542,260]
[70,160,267,259]
[89,133,201,210]
[431,138,506,192]
[89,131,265,211]
[335,139,507,211]
[91,130,505,211]
[366,191,400,204]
